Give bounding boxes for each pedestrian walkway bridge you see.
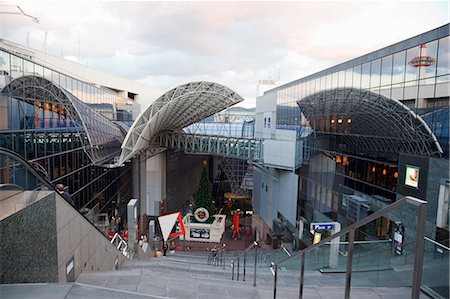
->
[156,132,263,162]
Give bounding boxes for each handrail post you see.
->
[344,228,355,299]
[273,264,278,299]
[237,256,240,281]
[412,203,427,298]
[231,260,234,280]
[243,251,247,281]
[254,243,258,287]
[299,251,305,299]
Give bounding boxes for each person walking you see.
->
[56,184,73,206]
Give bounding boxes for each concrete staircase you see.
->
[1,251,431,299]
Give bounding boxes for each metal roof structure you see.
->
[118,81,244,165]
[1,75,125,165]
[297,88,443,158]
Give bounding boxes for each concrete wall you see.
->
[0,191,125,283]
[0,193,58,283]
[55,194,126,282]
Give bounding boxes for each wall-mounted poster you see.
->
[405,165,420,188]
[190,228,210,239]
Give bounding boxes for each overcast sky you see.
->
[0,1,448,108]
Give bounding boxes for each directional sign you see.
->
[310,222,335,231]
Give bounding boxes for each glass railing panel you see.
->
[421,238,449,298]
[272,197,429,299]
[1,149,54,220]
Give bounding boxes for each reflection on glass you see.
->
[405,47,419,82]
[437,36,449,77]
[345,68,353,87]
[392,51,406,84]
[338,70,345,88]
[361,62,370,89]
[353,65,361,89]
[421,40,438,79]
[370,59,381,88]
[381,55,393,86]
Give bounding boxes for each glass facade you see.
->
[264,24,449,244]
[259,25,449,297]
[0,45,133,218]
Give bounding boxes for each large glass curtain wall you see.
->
[279,31,449,232]
[0,48,133,121]
[276,35,449,144]
[0,47,133,215]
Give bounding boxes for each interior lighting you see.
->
[382,169,387,175]
[394,172,398,178]
[337,119,343,124]
[331,119,335,124]
[335,155,342,163]
[372,166,376,173]
[343,155,348,165]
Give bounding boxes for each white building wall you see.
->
[255,92,277,139]
[253,166,298,231]
[144,152,166,216]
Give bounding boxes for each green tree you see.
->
[194,168,215,215]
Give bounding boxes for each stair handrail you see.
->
[230,241,259,286]
[271,196,427,299]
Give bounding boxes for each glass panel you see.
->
[0,50,11,86]
[361,62,370,89]
[23,60,34,75]
[34,64,44,77]
[380,55,393,86]
[326,74,332,90]
[405,46,419,82]
[338,70,345,88]
[370,59,381,88]
[392,51,406,84]
[353,65,361,89]
[331,72,338,89]
[418,78,435,99]
[345,68,353,88]
[421,40,438,79]
[10,55,23,79]
[437,36,450,77]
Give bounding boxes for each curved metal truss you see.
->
[1,75,125,165]
[218,157,253,197]
[119,81,244,165]
[297,88,443,158]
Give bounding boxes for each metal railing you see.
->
[207,244,227,268]
[231,241,259,286]
[111,232,129,258]
[271,196,427,299]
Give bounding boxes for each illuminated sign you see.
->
[405,165,419,188]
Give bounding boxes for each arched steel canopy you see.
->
[297,88,443,158]
[1,75,125,165]
[119,81,244,164]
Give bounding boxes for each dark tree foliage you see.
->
[194,168,215,215]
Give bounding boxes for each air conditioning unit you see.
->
[346,195,370,221]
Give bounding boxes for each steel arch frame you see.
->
[119,81,244,165]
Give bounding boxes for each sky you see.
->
[0,0,448,108]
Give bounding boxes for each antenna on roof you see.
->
[0,5,40,24]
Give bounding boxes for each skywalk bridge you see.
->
[156,132,263,162]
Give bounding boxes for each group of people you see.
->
[162,241,176,256]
